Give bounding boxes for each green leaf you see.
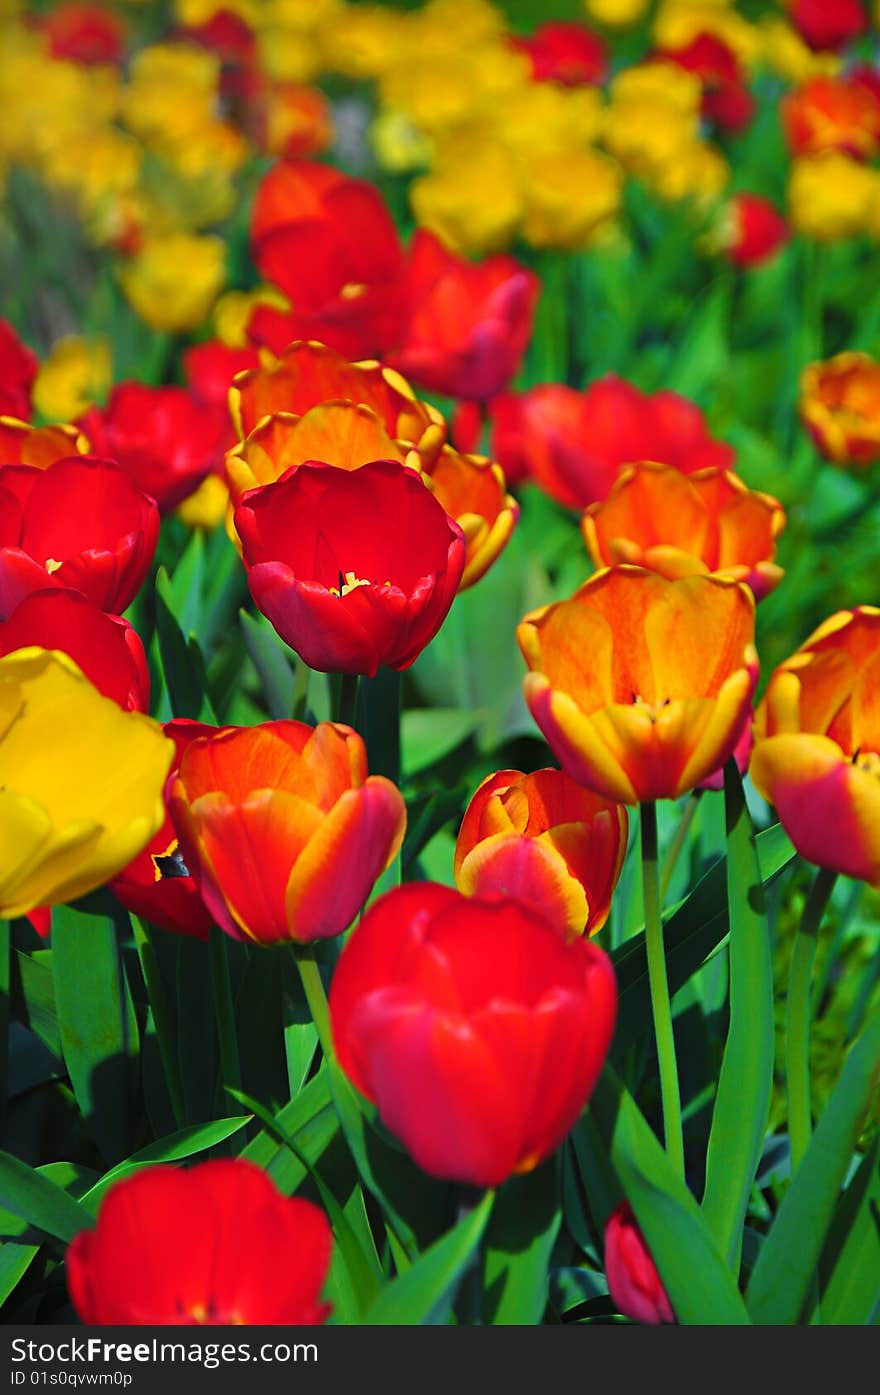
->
[483,1160,561,1324]
[818,1137,880,1325]
[747,1004,880,1325]
[155,567,217,721]
[613,822,795,1047]
[80,1117,253,1211]
[587,1067,752,1325]
[52,902,140,1164]
[701,764,775,1270]
[364,1191,495,1325]
[226,1085,380,1321]
[239,609,295,719]
[238,1069,340,1195]
[12,948,60,1058]
[0,1151,91,1243]
[169,529,205,637]
[401,708,483,777]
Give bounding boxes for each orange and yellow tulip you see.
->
[518,567,758,805]
[800,352,880,466]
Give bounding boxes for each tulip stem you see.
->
[132,916,185,1129]
[641,801,685,1179]
[660,792,701,902]
[209,927,242,1098]
[333,672,360,730]
[787,866,837,1172]
[294,946,335,1063]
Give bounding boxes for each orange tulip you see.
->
[422,445,518,591]
[581,461,785,601]
[781,76,880,161]
[168,720,406,944]
[800,352,880,467]
[518,567,758,805]
[0,418,87,469]
[454,768,627,937]
[229,340,444,459]
[750,607,880,886]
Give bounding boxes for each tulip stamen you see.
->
[330,570,391,597]
[44,558,63,574]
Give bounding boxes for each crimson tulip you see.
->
[0,456,159,618]
[249,160,406,359]
[81,382,228,511]
[0,588,149,711]
[604,1202,675,1325]
[658,33,754,133]
[387,229,540,403]
[717,194,789,269]
[41,2,126,64]
[0,320,37,421]
[790,0,867,51]
[234,458,465,676]
[512,20,608,86]
[66,1159,332,1324]
[330,883,617,1187]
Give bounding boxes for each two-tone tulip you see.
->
[800,352,880,467]
[518,567,758,805]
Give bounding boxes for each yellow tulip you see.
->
[33,336,112,423]
[0,649,174,919]
[117,233,225,332]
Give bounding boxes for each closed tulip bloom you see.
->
[0,457,159,618]
[489,377,735,510]
[0,590,149,712]
[234,459,465,676]
[581,462,786,601]
[0,648,173,919]
[750,607,880,886]
[512,20,608,86]
[787,152,880,241]
[781,76,880,160]
[330,883,617,1187]
[111,719,217,941]
[66,1160,332,1324]
[714,193,790,268]
[604,1202,675,1325]
[42,2,127,64]
[387,229,540,403]
[658,33,754,134]
[168,720,406,945]
[249,160,406,359]
[800,352,880,466]
[518,568,758,805]
[229,340,444,459]
[454,768,627,937]
[81,383,228,511]
[789,0,868,52]
[0,319,38,421]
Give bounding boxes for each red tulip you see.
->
[111,719,217,940]
[330,883,617,1187]
[80,383,228,511]
[658,33,754,133]
[0,319,38,421]
[249,161,406,359]
[718,194,789,268]
[168,720,406,945]
[388,229,540,403]
[182,341,262,412]
[512,20,608,86]
[781,75,880,160]
[489,377,735,510]
[604,1202,675,1325]
[41,2,127,64]
[790,0,867,52]
[0,588,149,711]
[234,458,465,676]
[66,1159,332,1324]
[0,456,159,618]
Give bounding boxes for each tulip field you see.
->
[2,0,880,1335]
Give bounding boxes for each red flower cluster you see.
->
[489,375,735,509]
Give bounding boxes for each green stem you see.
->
[209,927,241,1096]
[133,916,184,1129]
[660,792,701,902]
[786,866,837,1172]
[641,801,685,1179]
[294,945,334,1063]
[0,920,8,1135]
[333,672,360,730]
[291,657,310,720]
[361,666,401,785]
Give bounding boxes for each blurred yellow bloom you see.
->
[370,111,433,173]
[176,473,230,530]
[122,43,219,150]
[33,337,112,423]
[410,139,523,255]
[610,61,703,116]
[117,233,226,332]
[757,17,841,82]
[652,140,730,204]
[213,286,289,348]
[0,648,173,919]
[411,0,505,49]
[521,148,624,249]
[318,5,408,79]
[256,27,321,83]
[583,0,650,24]
[496,84,604,161]
[174,0,259,23]
[603,96,699,178]
[41,128,141,224]
[653,0,760,67]
[788,153,880,241]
